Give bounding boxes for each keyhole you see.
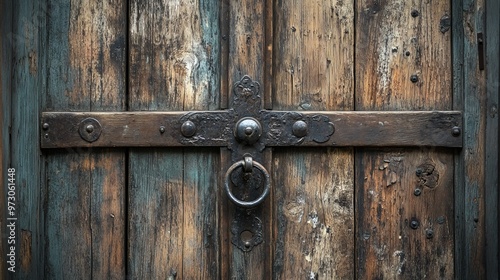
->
[240,230,253,248]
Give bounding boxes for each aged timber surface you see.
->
[44,0,127,279]
[355,0,455,279]
[128,0,220,278]
[272,0,355,278]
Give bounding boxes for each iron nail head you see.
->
[181,121,197,137]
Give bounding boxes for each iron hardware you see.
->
[78,118,101,143]
[40,75,464,252]
[224,156,270,208]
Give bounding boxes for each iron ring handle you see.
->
[224,159,270,208]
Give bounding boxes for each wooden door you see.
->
[1,0,499,279]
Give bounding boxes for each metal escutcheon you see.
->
[224,157,270,208]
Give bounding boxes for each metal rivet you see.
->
[410,75,419,83]
[244,126,253,136]
[159,126,166,134]
[425,228,434,239]
[44,133,49,139]
[42,123,49,130]
[451,126,461,137]
[292,120,308,137]
[244,241,251,248]
[411,10,419,17]
[414,188,422,196]
[410,218,420,229]
[405,51,411,56]
[181,121,196,137]
[235,117,262,145]
[86,124,94,133]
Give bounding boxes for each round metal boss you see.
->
[292,120,308,137]
[234,117,262,145]
[224,159,270,208]
[78,118,102,143]
[181,120,197,137]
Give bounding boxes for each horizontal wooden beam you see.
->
[41,111,462,148]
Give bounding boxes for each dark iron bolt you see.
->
[181,120,197,137]
[159,126,166,133]
[414,188,422,196]
[86,124,94,133]
[451,126,461,137]
[410,75,419,83]
[42,123,49,130]
[410,218,420,229]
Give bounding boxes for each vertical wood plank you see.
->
[128,0,220,278]
[452,0,466,277]
[223,0,270,278]
[484,0,499,277]
[45,0,127,278]
[458,0,487,278]
[355,0,454,278]
[273,0,355,278]
[0,0,13,278]
[10,1,46,278]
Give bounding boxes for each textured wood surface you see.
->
[4,0,497,278]
[0,0,13,278]
[128,0,220,278]
[9,1,45,279]
[44,0,127,279]
[457,0,487,278]
[355,0,455,279]
[272,0,355,278]
[484,0,499,278]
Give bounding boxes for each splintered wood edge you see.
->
[40,111,462,148]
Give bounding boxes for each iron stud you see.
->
[181,121,197,137]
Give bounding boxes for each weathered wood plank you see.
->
[484,0,499,277]
[272,0,355,278]
[452,0,466,277]
[10,1,46,278]
[0,0,13,278]
[45,0,127,278]
[41,111,462,148]
[128,0,220,278]
[356,149,454,279]
[355,0,454,278]
[458,0,487,278]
